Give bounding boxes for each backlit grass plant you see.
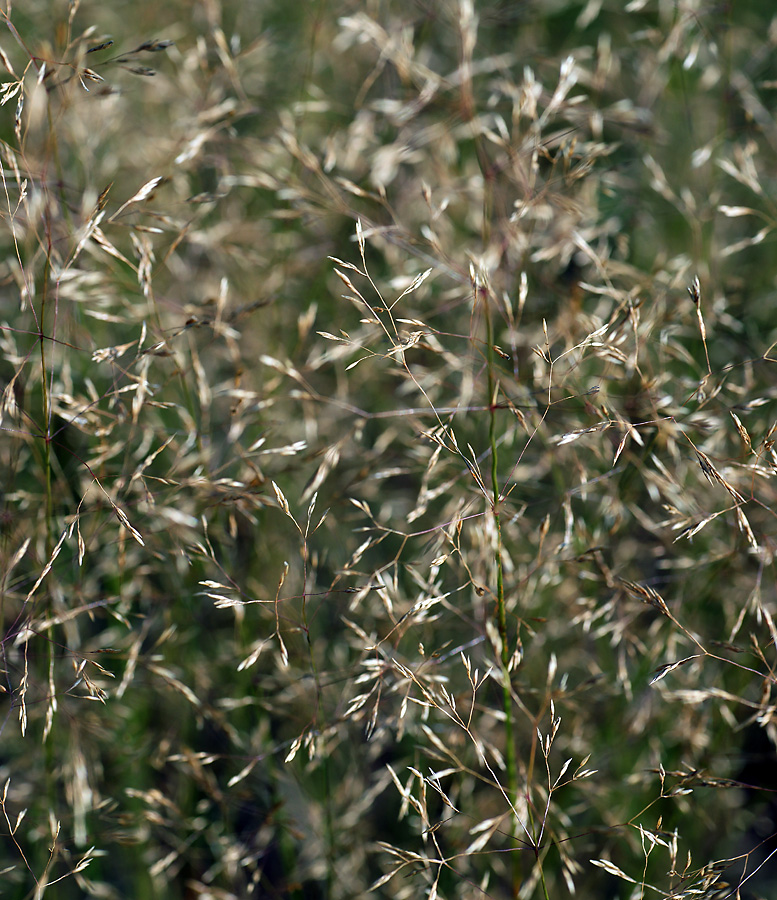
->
[1,1,777,899]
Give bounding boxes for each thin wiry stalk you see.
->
[301,521,336,897]
[481,279,527,897]
[40,250,53,548]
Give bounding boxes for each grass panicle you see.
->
[0,2,776,899]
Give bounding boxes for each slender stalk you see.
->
[40,245,53,549]
[482,287,522,895]
[300,533,335,896]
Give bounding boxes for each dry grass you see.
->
[0,1,777,898]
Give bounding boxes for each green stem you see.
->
[40,248,53,550]
[483,291,521,895]
[300,542,335,896]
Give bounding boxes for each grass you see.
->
[0,1,777,898]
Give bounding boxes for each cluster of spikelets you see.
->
[0,2,776,898]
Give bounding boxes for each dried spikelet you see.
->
[618,578,671,616]
[730,411,752,452]
[650,655,701,685]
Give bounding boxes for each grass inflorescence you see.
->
[0,2,776,898]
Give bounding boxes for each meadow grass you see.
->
[0,1,777,898]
